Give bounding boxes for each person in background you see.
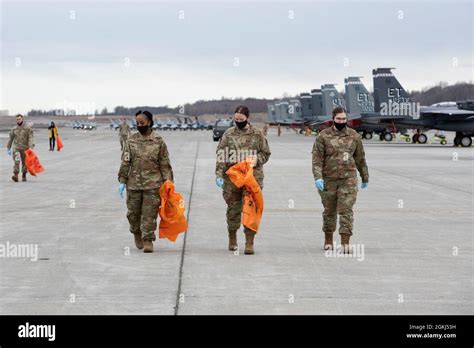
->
[6,114,34,182]
[48,121,58,151]
[118,119,131,151]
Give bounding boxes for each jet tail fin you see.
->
[372,68,411,113]
[321,84,346,116]
[344,77,374,116]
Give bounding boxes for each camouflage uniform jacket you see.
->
[118,131,173,190]
[312,126,369,182]
[7,124,34,151]
[119,124,131,138]
[215,124,271,183]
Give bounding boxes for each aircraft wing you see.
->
[422,109,474,116]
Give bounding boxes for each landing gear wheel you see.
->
[460,136,472,147]
[364,132,373,140]
[453,136,461,146]
[379,132,385,141]
[384,133,393,141]
[412,134,419,143]
[417,134,428,144]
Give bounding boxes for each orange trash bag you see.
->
[57,136,64,151]
[225,160,264,233]
[158,180,188,242]
[24,149,45,176]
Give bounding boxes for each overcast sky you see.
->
[1,0,473,114]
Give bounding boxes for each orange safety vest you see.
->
[24,149,45,176]
[225,160,264,233]
[158,180,188,242]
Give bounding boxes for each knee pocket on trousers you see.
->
[223,189,242,205]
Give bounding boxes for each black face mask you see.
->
[334,122,347,131]
[235,120,248,129]
[18,121,23,126]
[137,125,150,135]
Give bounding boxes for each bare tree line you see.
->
[25,82,473,117]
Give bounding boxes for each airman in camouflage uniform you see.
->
[215,106,271,254]
[118,110,173,253]
[118,120,131,151]
[6,114,34,182]
[312,107,369,252]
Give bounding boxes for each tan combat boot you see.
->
[324,233,334,250]
[134,233,144,250]
[143,240,153,253]
[244,230,255,255]
[228,230,238,251]
[11,173,19,182]
[341,234,351,254]
[22,172,27,182]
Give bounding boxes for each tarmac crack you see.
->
[174,141,200,315]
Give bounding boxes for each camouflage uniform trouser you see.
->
[126,188,161,241]
[12,149,27,174]
[318,177,358,236]
[120,137,128,151]
[222,177,263,233]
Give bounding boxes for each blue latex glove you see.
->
[216,178,224,188]
[7,149,12,156]
[361,182,368,189]
[118,183,126,198]
[315,179,324,191]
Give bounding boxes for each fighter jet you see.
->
[267,99,307,128]
[128,119,137,130]
[166,118,179,131]
[201,119,214,130]
[188,116,203,130]
[73,120,83,129]
[300,81,393,140]
[195,117,210,130]
[111,119,125,131]
[305,84,346,130]
[190,118,201,130]
[361,68,474,147]
[268,85,348,131]
[176,116,189,131]
[159,120,169,131]
[151,119,163,130]
[344,76,409,141]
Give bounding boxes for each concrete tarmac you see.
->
[0,127,472,314]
